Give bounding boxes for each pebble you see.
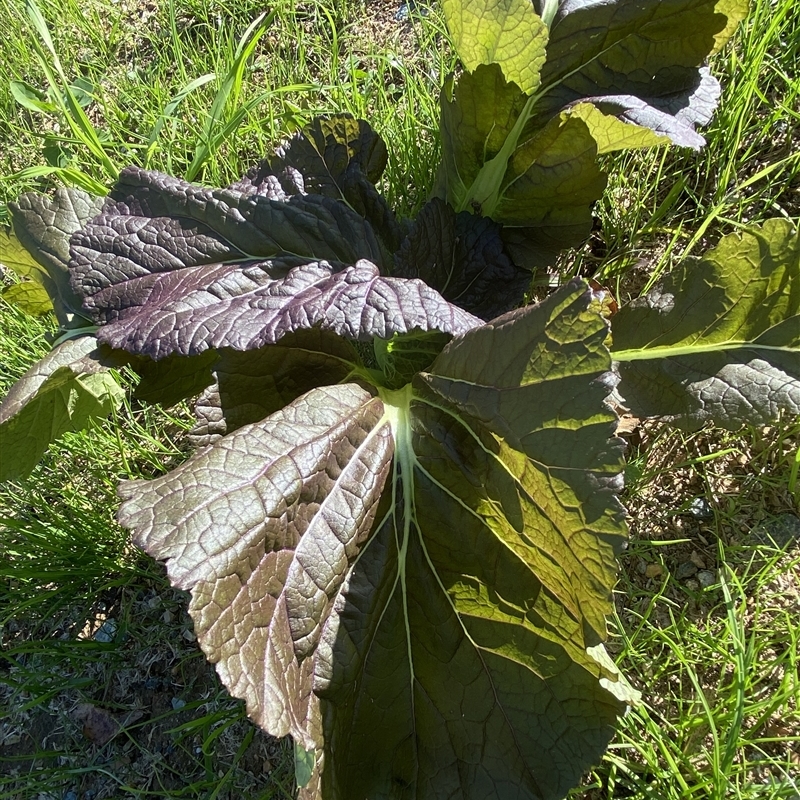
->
[697,570,716,588]
[645,563,663,578]
[688,497,714,519]
[171,698,186,711]
[675,561,698,580]
[93,619,117,643]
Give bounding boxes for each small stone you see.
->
[93,619,117,643]
[697,570,716,588]
[688,497,714,520]
[162,610,173,624]
[636,558,647,575]
[645,563,663,578]
[63,792,78,800]
[171,698,186,711]
[262,758,273,773]
[689,550,706,569]
[182,627,196,642]
[685,578,700,592]
[675,561,698,580]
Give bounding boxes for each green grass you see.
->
[0,0,798,797]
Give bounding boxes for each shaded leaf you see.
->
[0,336,124,481]
[541,0,745,121]
[232,115,403,253]
[612,219,800,429]
[188,330,362,447]
[133,350,219,406]
[394,197,530,318]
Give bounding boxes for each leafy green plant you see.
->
[2,0,798,798]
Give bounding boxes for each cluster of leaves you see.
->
[2,0,798,798]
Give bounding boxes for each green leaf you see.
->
[2,280,53,316]
[0,336,124,481]
[437,0,748,239]
[9,188,104,328]
[437,65,606,232]
[0,227,47,280]
[441,0,549,94]
[568,102,670,155]
[612,219,800,429]
[294,742,316,789]
[10,79,54,113]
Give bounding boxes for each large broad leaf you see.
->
[612,219,800,429]
[88,257,481,359]
[393,197,531,319]
[231,115,403,253]
[0,336,124,481]
[118,279,630,799]
[69,165,390,316]
[7,189,104,327]
[437,0,747,231]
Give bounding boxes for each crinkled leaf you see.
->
[119,383,395,751]
[8,189,104,327]
[188,330,362,447]
[612,219,800,429]
[320,281,627,798]
[2,280,54,316]
[119,279,629,799]
[437,65,606,234]
[573,66,722,152]
[393,197,530,318]
[441,0,549,94]
[437,0,746,231]
[235,115,388,196]
[0,336,124,481]
[231,116,403,253]
[69,166,389,316]
[540,0,745,120]
[91,257,481,360]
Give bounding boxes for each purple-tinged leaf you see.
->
[69,166,389,315]
[118,278,631,799]
[93,258,481,360]
[232,115,403,253]
[119,383,394,749]
[394,197,530,318]
[188,330,362,447]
